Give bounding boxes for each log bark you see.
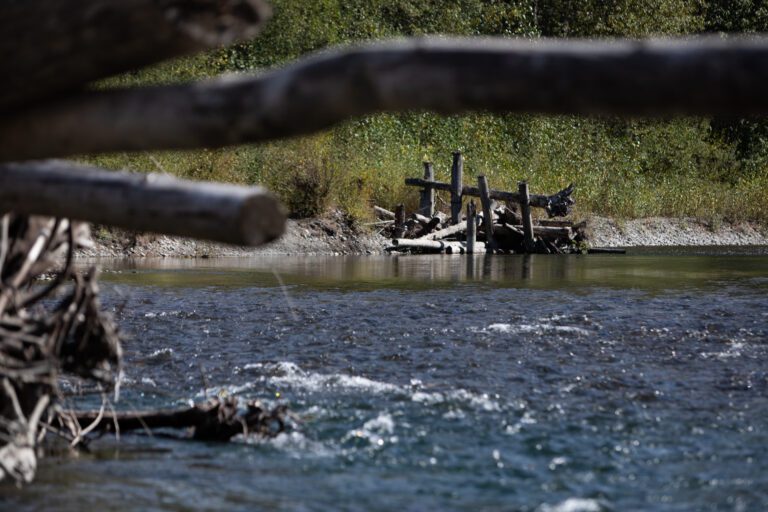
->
[405,178,551,209]
[419,162,435,217]
[477,175,495,252]
[7,36,768,160]
[391,238,485,254]
[450,152,463,225]
[518,181,536,252]
[0,160,286,246]
[0,0,270,112]
[373,206,396,220]
[419,221,468,241]
[466,202,477,254]
[71,398,287,441]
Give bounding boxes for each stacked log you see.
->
[384,167,581,254]
[382,203,582,255]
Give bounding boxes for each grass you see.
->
[84,0,768,226]
[85,112,768,226]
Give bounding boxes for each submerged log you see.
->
[0,160,286,246]
[0,0,270,112]
[70,398,287,442]
[8,37,768,159]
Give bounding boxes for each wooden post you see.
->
[466,201,477,254]
[450,151,463,225]
[518,181,536,252]
[393,203,406,238]
[419,162,435,217]
[477,175,495,253]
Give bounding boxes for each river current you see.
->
[2,249,768,511]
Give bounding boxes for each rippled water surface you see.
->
[3,249,768,511]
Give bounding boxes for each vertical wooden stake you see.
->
[466,201,477,254]
[450,151,463,225]
[518,181,536,252]
[420,162,435,217]
[477,175,495,253]
[394,203,406,238]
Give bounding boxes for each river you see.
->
[2,248,768,511]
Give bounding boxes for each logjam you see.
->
[385,162,582,255]
[0,216,289,485]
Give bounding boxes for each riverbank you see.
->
[76,213,768,258]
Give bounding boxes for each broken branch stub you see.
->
[0,0,270,112]
[0,161,286,247]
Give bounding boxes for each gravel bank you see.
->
[76,214,768,258]
[586,216,768,247]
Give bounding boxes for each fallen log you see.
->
[0,160,286,246]
[499,224,573,239]
[0,0,269,112]
[7,36,768,159]
[391,238,485,254]
[373,206,396,220]
[405,178,552,209]
[69,398,287,442]
[419,221,468,241]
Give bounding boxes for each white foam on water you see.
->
[229,362,505,413]
[343,412,398,447]
[538,498,603,512]
[242,431,335,458]
[412,388,502,412]
[504,410,537,435]
[483,322,590,336]
[147,347,174,359]
[701,341,746,360]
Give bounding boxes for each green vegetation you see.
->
[92,0,768,223]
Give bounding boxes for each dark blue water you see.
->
[3,251,768,511]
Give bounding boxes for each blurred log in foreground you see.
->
[5,36,768,160]
[0,161,287,247]
[0,0,270,112]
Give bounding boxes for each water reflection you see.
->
[81,248,768,292]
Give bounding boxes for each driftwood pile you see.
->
[382,153,582,255]
[0,215,289,485]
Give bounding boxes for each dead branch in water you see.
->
[4,37,768,160]
[69,397,288,441]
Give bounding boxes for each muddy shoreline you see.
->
[76,213,768,258]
